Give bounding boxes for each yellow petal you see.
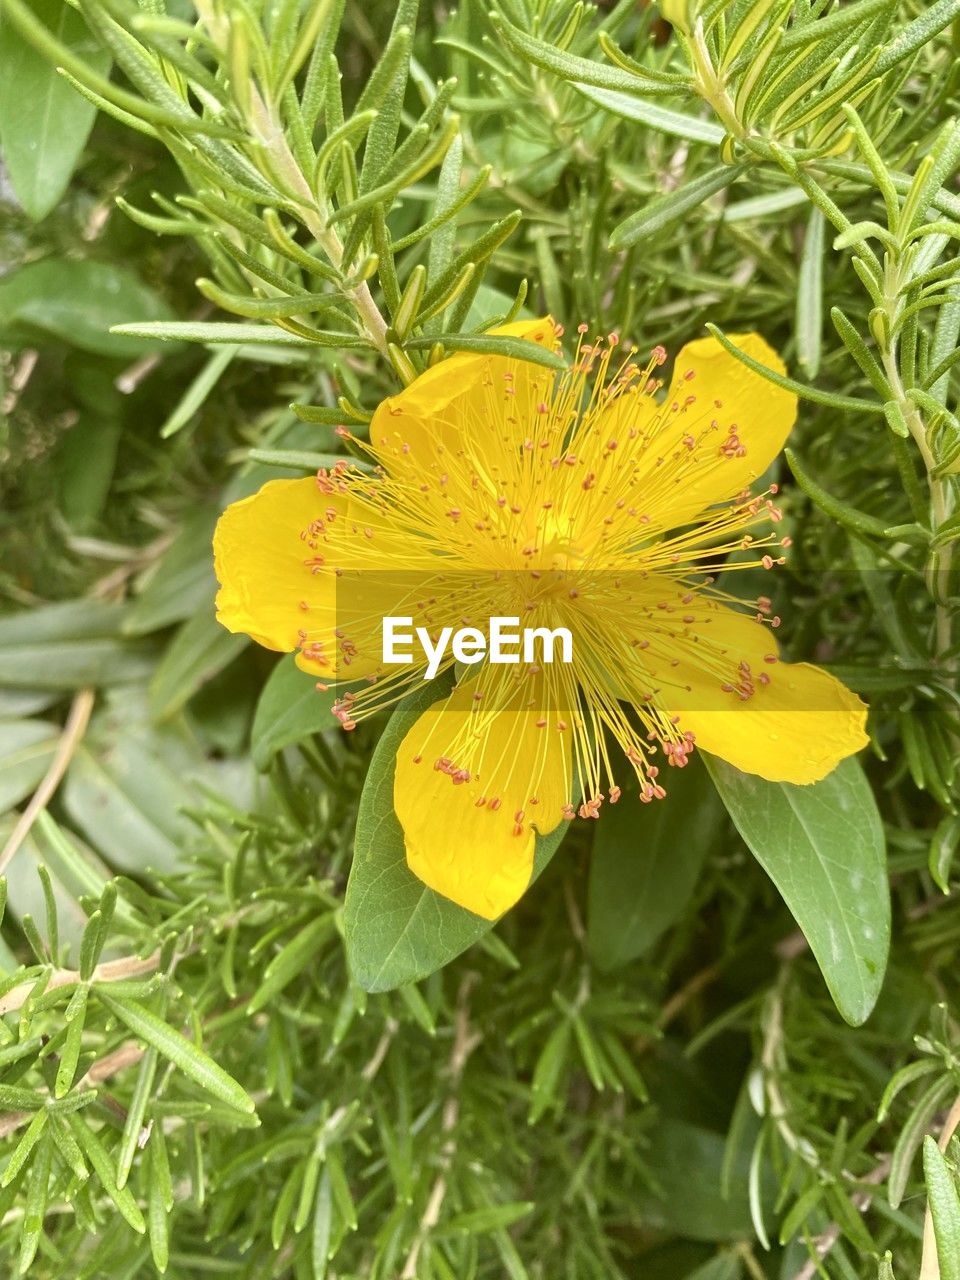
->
[393,672,572,919]
[369,317,560,485]
[214,476,424,680]
[214,476,321,653]
[680,660,869,783]
[601,580,868,784]
[596,332,797,529]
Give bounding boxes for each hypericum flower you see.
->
[214,318,868,920]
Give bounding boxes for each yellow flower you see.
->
[214,318,868,920]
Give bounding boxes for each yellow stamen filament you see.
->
[300,328,792,826]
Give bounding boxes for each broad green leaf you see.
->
[0,600,156,690]
[573,84,726,144]
[343,675,569,992]
[0,599,127,645]
[0,260,176,357]
[62,696,240,875]
[0,719,58,812]
[124,509,219,636]
[0,690,57,718]
[251,654,339,771]
[635,1120,773,1241]
[96,991,256,1114]
[0,0,110,221]
[53,417,122,530]
[587,758,723,970]
[149,610,248,721]
[1,813,115,954]
[704,756,890,1026]
[63,690,255,875]
[64,745,185,874]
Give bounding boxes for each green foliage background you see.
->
[0,0,959,1276]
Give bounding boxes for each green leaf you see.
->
[0,690,57,717]
[343,676,568,992]
[492,14,685,97]
[785,448,892,539]
[704,757,890,1026]
[247,915,336,1014]
[610,165,751,248]
[796,206,824,379]
[889,1075,954,1208]
[251,654,340,771]
[878,1253,897,1280]
[705,323,885,414]
[110,321,315,346]
[403,333,565,370]
[246,448,373,473]
[0,719,58,812]
[53,417,122,530]
[777,0,894,53]
[0,259,177,357]
[930,814,960,893]
[124,509,218,636]
[18,1124,52,1273]
[924,1136,960,1280]
[1,1109,48,1188]
[96,991,256,1114]
[0,0,111,221]
[2,812,115,954]
[149,611,248,721]
[159,345,238,438]
[573,84,726,144]
[587,758,722,969]
[683,1257,742,1280]
[0,600,156,690]
[437,1202,535,1236]
[634,1119,773,1241]
[64,689,254,875]
[147,1128,171,1272]
[65,1114,146,1234]
[312,1168,332,1278]
[875,0,960,74]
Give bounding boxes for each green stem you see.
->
[877,257,955,667]
[246,88,391,360]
